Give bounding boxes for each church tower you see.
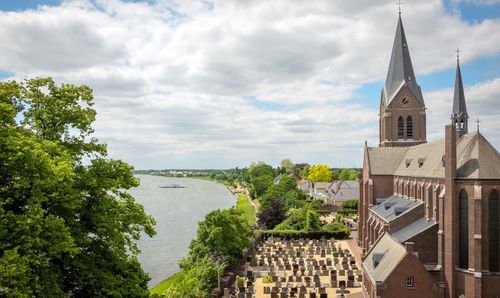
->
[451,53,468,138]
[379,15,427,147]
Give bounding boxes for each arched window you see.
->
[489,190,499,272]
[459,189,469,269]
[398,116,404,139]
[407,116,413,139]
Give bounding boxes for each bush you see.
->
[337,209,358,216]
[341,199,359,210]
[262,275,273,284]
[257,228,350,239]
[236,276,245,288]
[321,222,350,238]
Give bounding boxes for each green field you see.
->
[150,271,185,295]
[236,194,256,226]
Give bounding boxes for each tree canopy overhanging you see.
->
[0,78,156,297]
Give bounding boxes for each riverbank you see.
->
[149,190,253,295]
[130,175,235,288]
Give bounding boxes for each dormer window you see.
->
[373,253,384,268]
[384,202,397,210]
[395,207,407,216]
[418,158,426,168]
[405,159,412,168]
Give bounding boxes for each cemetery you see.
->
[223,237,362,298]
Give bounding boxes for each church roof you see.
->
[456,132,500,179]
[366,146,409,175]
[392,217,437,242]
[452,60,468,118]
[370,194,422,222]
[367,132,500,179]
[362,233,407,284]
[382,15,424,106]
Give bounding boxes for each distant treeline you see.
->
[134,164,361,183]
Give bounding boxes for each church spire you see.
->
[383,15,424,106]
[451,50,468,138]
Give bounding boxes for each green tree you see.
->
[183,208,252,266]
[341,199,359,210]
[348,169,360,180]
[165,257,226,298]
[280,159,296,174]
[300,165,310,178]
[248,162,275,197]
[338,168,350,180]
[307,164,333,182]
[0,78,155,297]
[304,209,321,232]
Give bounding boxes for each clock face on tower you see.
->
[399,96,412,108]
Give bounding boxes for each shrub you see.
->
[341,199,359,210]
[321,222,350,238]
[262,275,273,284]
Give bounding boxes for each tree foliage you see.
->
[341,199,359,210]
[307,164,333,182]
[280,159,296,174]
[175,208,252,297]
[321,222,350,238]
[338,168,360,181]
[0,78,155,297]
[164,257,225,298]
[257,176,306,229]
[182,208,252,267]
[248,162,275,197]
[257,198,286,230]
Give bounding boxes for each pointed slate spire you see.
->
[451,55,468,138]
[383,15,424,106]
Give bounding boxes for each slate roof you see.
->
[363,233,407,284]
[366,147,409,175]
[392,217,438,242]
[382,15,424,106]
[330,180,360,202]
[370,195,422,222]
[452,60,468,118]
[367,132,500,179]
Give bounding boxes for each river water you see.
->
[129,175,236,287]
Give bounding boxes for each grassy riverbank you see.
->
[150,271,185,295]
[236,194,256,226]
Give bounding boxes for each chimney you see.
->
[383,223,390,233]
[405,242,415,253]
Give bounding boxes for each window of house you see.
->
[405,276,414,287]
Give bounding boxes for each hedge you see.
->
[337,209,357,216]
[256,229,349,239]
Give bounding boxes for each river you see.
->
[129,174,236,287]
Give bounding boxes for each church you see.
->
[358,13,500,298]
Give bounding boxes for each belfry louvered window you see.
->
[458,189,469,269]
[398,116,404,139]
[407,116,413,139]
[489,190,499,272]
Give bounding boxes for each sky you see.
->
[0,0,499,169]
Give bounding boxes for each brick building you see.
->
[359,14,500,298]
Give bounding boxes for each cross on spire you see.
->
[455,48,461,62]
[397,0,404,15]
[476,119,480,132]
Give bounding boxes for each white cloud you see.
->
[0,0,498,168]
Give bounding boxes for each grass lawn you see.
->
[236,194,256,226]
[150,271,185,295]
